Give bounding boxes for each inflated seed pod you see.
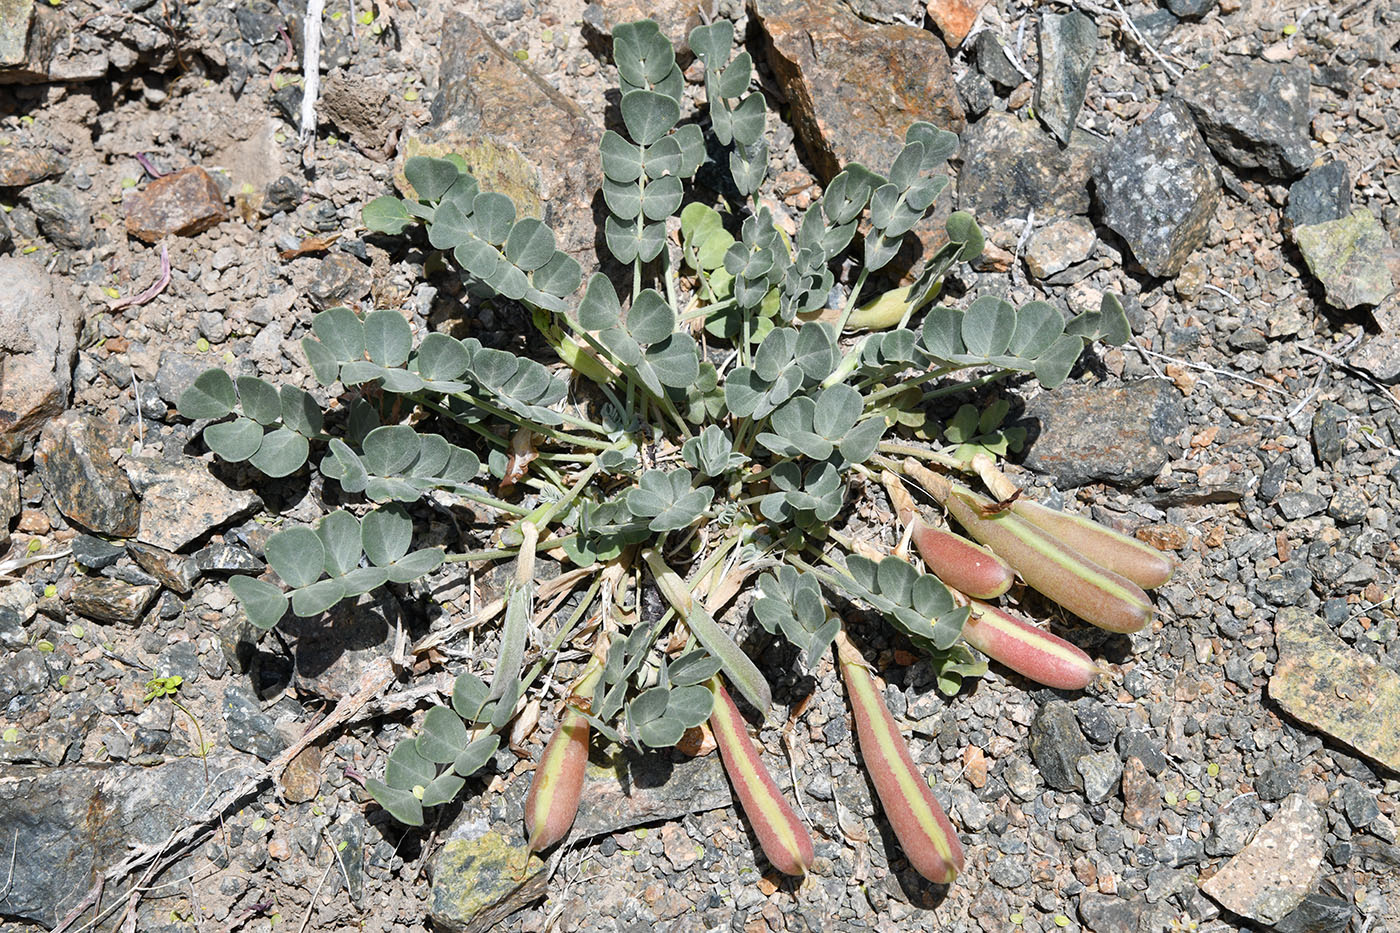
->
[707,677,815,876]
[904,460,1153,634]
[966,453,1175,590]
[523,658,603,852]
[961,599,1103,691]
[883,469,1014,599]
[1007,499,1176,590]
[835,631,964,885]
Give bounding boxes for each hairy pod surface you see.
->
[835,632,964,884]
[523,705,590,852]
[962,600,1102,690]
[1008,499,1176,590]
[707,677,815,876]
[907,462,1153,634]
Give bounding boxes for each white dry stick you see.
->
[300,0,326,144]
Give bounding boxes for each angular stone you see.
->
[279,744,322,803]
[1285,160,1351,231]
[1180,58,1312,179]
[0,759,212,927]
[1026,216,1096,278]
[1121,756,1162,830]
[973,31,1023,89]
[1270,608,1400,774]
[193,543,264,574]
[69,578,158,623]
[926,0,986,47]
[307,251,372,311]
[1207,793,1266,857]
[1274,893,1354,933]
[0,143,66,186]
[573,745,732,839]
[1165,0,1214,17]
[581,0,703,57]
[123,166,228,243]
[1029,699,1092,791]
[35,412,140,536]
[405,12,602,272]
[1077,750,1122,805]
[25,182,92,248]
[956,70,994,119]
[1035,11,1096,145]
[754,0,964,184]
[280,591,402,699]
[222,685,288,761]
[1350,333,1400,384]
[1020,378,1187,488]
[0,256,80,459]
[153,349,209,409]
[0,0,34,68]
[0,460,14,552]
[1079,892,1148,933]
[1092,99,1220,277]
[1201,793,1326,925]
[318,69,407,156]
[127,541,200,595]
[123,456,262,551]
[957,112,1095,227]
[430,814,546,933]
[71,534,125,569]
[1293,211,1394,310]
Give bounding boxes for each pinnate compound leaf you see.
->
[204,418,263,462]
[179,369,237,420]
[387,547,445,584]
[229,575,288,630]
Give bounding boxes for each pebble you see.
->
[1200,793,1326,925]
[24,182,94,249]
[0,257,81,459]
[222,685,289,761]
[124,166,228,243]
[1285,160,1351,230]
[1121,757,1162,830]
[1179,58,1312,179]
[1077,751,1122,805]
[35,412,140,537]
[1029,700,1093,791]
[1034,11,1096,145]
[1025,216,1096,279]
[72,534,126,570]
[68,578,158,623]
[1293,210,1395,310]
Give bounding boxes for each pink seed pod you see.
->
[835,631,964,885]
[882,468,1013,599]
[707,677,815,876]
[962,599,1103,691]
[523,705,590,853]
[1009,499,1176,590]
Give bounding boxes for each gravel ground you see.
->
[1,0,1399,931]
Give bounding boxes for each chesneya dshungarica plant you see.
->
[834,628,964,885]
[903,459,1155,634]
[706,676,815,876]
[172,15,1144,876]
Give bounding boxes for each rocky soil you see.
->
[1,0,1399,931]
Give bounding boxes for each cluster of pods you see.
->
[521,456,1174,885]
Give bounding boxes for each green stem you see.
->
[444,532,580,564]
[454,488,535,517]
[452,391,612,450]
[169,698,209,782]
[876,441,968,472]
[921,369,1009,402]
[862,366,956,407]
[833,266,871,335]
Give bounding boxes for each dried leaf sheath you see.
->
[835,629,964,884]
[707,677,815,876]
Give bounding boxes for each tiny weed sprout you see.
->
[175,18,1169,881]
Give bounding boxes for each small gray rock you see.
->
[222,686,288,761]
[1286,160,1351,230]
[1312,401,1346,464]
[1207,794,1266,857]
[1030,699,1093,791]
[24,182,94,249]
[1273,893,1353,933]
[1165,0,1214,17]
[1035,11,1097,145]
[1077,751,1122,804]
[194,543,264,574]
[1293,211,1395,310]
[72,534,126,570]
[974,31,1023,89]
[1277,491,1328,520]
[1340,781,1380,829]
[1157,835,1205,868]
[1117,730,1168,775]
[68,578,158,624]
